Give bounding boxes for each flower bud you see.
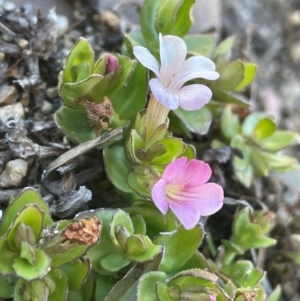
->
[105,55,119,74]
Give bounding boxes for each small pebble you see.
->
[41,100,53,115]
[289,234,300,252]
[100,10,120,32]
[56,15,69,38]
[0,102,25,126]
[3,1,15,12]
[0,159,28,188]
[20,92,30,107]
[0,85,18,105]
[287,10,300,26]
[46,87,58,99]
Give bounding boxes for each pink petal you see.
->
[133,46,160,77]
[191,183,224,216]
[169,202,201,229]
[184,159,212,186]
[149,78,179,110]
[170,56,219,89]
[159,34,187,85]
[162,157,188,184]
[178,84,212,111]
[152,179,169,214]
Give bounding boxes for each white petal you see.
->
[133,46,160,77]
[149,78,179,110]
[170,56,219,89]
[159,34,187,85]
[178,84,212,111]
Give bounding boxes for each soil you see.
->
[0,0,300,300]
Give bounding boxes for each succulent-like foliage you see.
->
[214,106,299,187]
[55,38,147,143]
[0,188,101,300]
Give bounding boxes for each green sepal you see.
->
[0,237,15,275]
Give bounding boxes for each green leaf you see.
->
[250,148,270,177]
[95,274,117,301]
[48,269,68,301]
[104,144,134,194]
[110,209,134,247]
[112,61,147,122]
[153,225,203,273]
[62,38,94,83]
[54,106,95,144]
[242,112,268,136]
[212,36,235,60]
[103,253,163,301]
[7,204,44,252]
[235,63,257,91]
[0,238,15,275]
[126,235,162,262]
[59,74,104,108]
[0,188,52,236]
[13,248,51,281]
[174,106,212,135]
[220,106,240,140]
[156,282,175,301]
[122,28,147,56]
[214,60,245,91]
[61,259,91,291]
[234,165,253,188]
[172,0,195,36]
[0,274,17,298]
[101,253,131,272]
[261,152,298,172]
[266,285,281,301]
[140,0,160,51]
[253,117,276,140]
[258,131,299,151]
[231,135,251,171]
[211,88,250,107]
[68,272,94,301]
[184,34,216,57]
[137,271,167,301]
[132,214,147,235]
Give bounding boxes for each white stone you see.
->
[0,159,28,187]
[56,15,69,38]
[41,100,53,115]
[0,102,24,126]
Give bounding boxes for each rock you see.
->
[56,14,69,37]
[0,85,19,105]
[0,102,24,126]
[3,1,15,12]
[0,159,28,187]
[41,100,53,114]
[46,86,58,99]
[289,234,300,252]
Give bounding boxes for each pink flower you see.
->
[133,33,219,111]
[151,157,224,229]
[105,55,119,74]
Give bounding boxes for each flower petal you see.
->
[184,159,212,186]
[178,84,212,111]
[162,157,188,184]
[149,78,179,110]
[133,46,160,77]
[191,183,224,216]
[159,34,187,85]
[170,56,219,89]
[169,202,201,229]
[152,179,169,214]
